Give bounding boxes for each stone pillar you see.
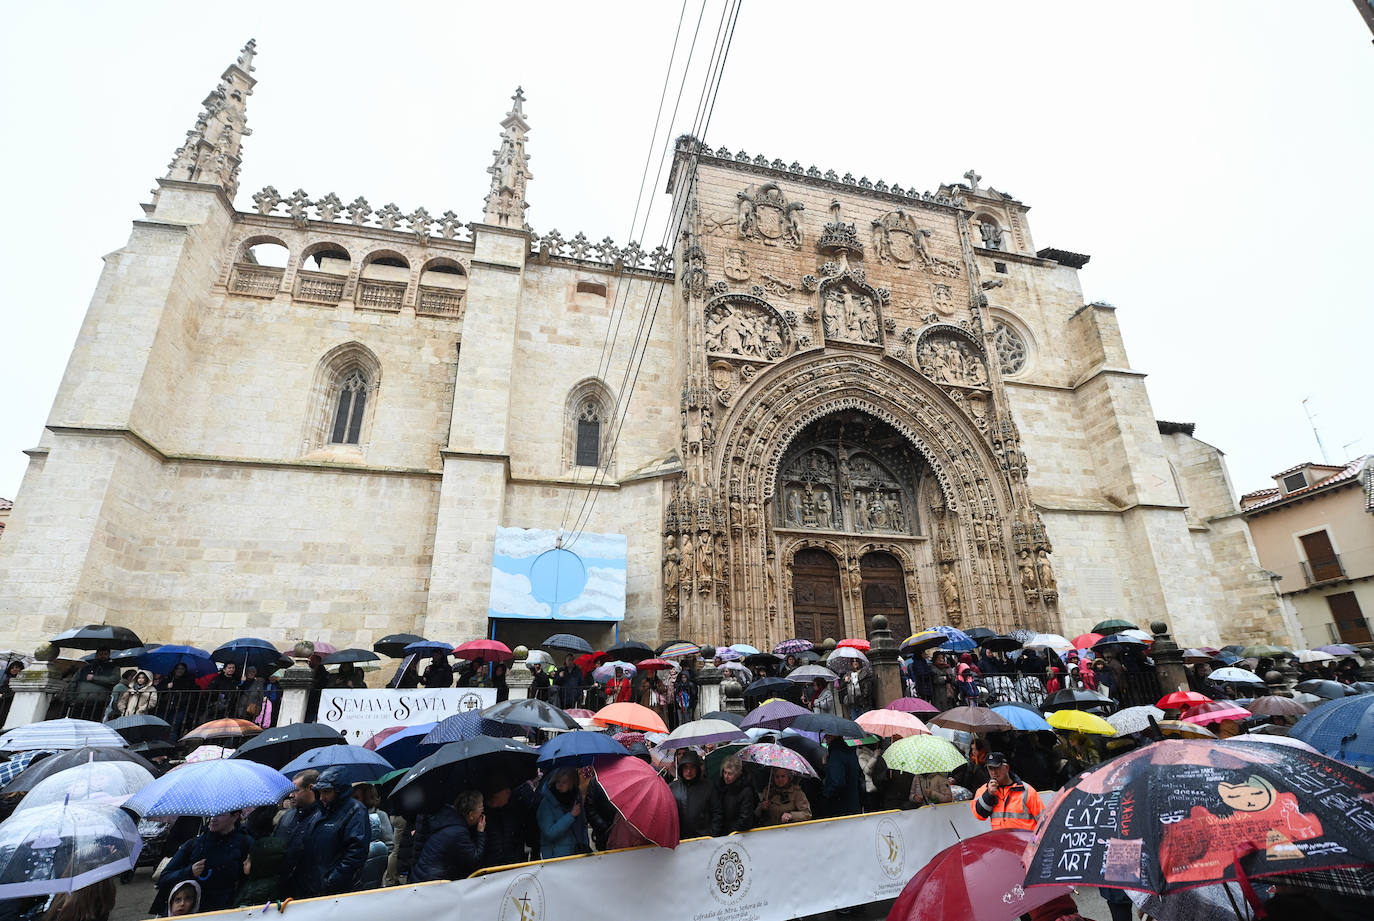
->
[1359,649,1374,682]
[1275,656,1301,693]
[276,665,315,726]
[1149,620,1190,697]
[697,664,723,716]
[1263,670,1291,698]
[506,646,533,701]
[721,676,745,716]
[2,663,67,731]
[867,614,904,708]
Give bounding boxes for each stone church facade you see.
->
[0,44,1285,655]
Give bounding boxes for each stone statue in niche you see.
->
[853,494,870,531]
[663,535,680,594]
[737,182,804,247]
[1035,549,1058,597]
[978,220,1003,251]
[918,335,989,388]
[815,490,834,528]
[1018,547,1038,598]
[680,533,696,592]
[697,532,713,586]
[705,299,788,360]
[786,489,802,525]
[821,284,880,344]
[939,562,962,625]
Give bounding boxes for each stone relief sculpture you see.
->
[821,283,881,345]
[1035,549,1058,599]
[697,533,713,585]
[737,182,804,247]
[917,335,989,388]
[705,298,789,360]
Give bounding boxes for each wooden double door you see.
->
[790,548,911,643]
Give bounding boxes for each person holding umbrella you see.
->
[157,811,253,913]
[422,653,454,689]
[604,665,632,703]
[669,750,719,838]
[64,648,119,721]
[756,767,812,826]
[289,766,369,898]
[970,751,1044,831]
[409,789,486,882]
[821,733,862,817]
[537,767,588,857]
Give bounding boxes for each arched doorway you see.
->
[791,548,843,643]
[860,551,911,640]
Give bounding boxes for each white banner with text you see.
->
[317,688,498,744]
[208,803,991,921]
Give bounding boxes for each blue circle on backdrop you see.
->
[529,548,588,605]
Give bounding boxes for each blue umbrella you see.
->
[0,750,56,788]
[418,711,519,757]
[139,644,215,677]
[931,626,976,652]
[403,640,454,656]
[991,703,1054,731]
[281,745,394,785]
[536,730,629,768]
[212,638,291,672]
[1290,694,1374,767]
[125,758,296,818]
[369,723,437,769]
[730,644,761,655]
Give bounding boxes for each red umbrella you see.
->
[885,697,939,714]
[837,638,871,652]
[1071,632,1104,650]
[565,708,595,719]
[1157,690,1212,710]
[452,639,513,662]
[887,829,1072,921]
[573,652,607,674]
[636,658,676,671]
[1180,700,1251,726]
[592,754,679,848]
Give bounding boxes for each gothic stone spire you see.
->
[482,87,533,228]
[163,39,257,198]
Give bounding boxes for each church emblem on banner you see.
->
[876,817,905,879]
[708,842,753,904]
[498,873,545,921]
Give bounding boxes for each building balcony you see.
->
[356,280,406,312]
[293,271,345,305]
[416,285,465,318]
[228,264,284,298]
[1302,555,1346,585]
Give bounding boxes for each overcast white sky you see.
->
[1,1,1369,503]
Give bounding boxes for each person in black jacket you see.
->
[478,786,530,868]
[821,735,862,817]
[529,663,552,702]
[409,790,486,882]
[712,755,756,835]
[288,767,370,898]
[157,811,253,913]
[669,750,719,838]
[421,654,454,689]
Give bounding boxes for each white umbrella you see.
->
[15,761,154,812]
[1227,735,1321,754]
[524,650,554,666]
[786,664,840,683]
[826,647,870,665]
[0,802,141,897]
[1209,666,1265,684]
[1107,705,1165,736]
[656,719,748,751]
[0,719,128,753]
[592,660,636,683]
[1293,649,1335,664]
[1024,633,1073,652]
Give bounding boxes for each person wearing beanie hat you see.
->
[669,750,720,838]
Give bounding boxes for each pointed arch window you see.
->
[330,370,369,445]
[575,398,604,467]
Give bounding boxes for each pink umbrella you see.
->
[856,709,930,739]
[1180,700,1251,726]
[885,697,939,714]
[737,742,819,779]
[592,754,680,848]
[310,641,338,655]
[182,744,231,764]
[836,638,870,652]
[452,639,513,662]
[566,708,596,720]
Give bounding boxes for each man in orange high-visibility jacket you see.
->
[971,751,1045,831]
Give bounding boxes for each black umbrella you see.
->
[322,648,381,666]
[129,739,177,757]
[373,634,427,658]
[104,714,172,744]
[212,638,293,672]
[744,652,782,668]
[389,736,537,816]
[231,722,347,770]
[544,633,594,655]
[2,746,157,793]
[605,640,654,663]
[743,677,792,698]
[1042,688,1114,713]
[483,698,580,732]
[964,628,998,642]
[777,734,826,773]
[979,635,1023,652]
[791,712,866,739]
[49,624,144,651]
[1294,679,1357,700]
[701,711,743,726]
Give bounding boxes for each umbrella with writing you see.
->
[1023,739,1374,896]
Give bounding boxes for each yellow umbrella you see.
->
[1046,709,1116,736]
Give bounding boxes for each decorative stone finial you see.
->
[512,644,529,662]
[162,39,258,198]
[699,644,717,660]
[1150,621,1168,637]
[482,87,533,228]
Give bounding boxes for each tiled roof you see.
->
[0,498,11,511]
[1242,456,1372,514]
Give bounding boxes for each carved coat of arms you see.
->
[738,182,804,247]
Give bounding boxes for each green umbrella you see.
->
[1241,644,1290,659]
[1091,619,1137,635]
[881,735,967,775]
[704,742,748,781]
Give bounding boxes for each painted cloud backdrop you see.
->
[488,527,626,621]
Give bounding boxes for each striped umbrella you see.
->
[660,642,701,659]
[881,735,967,774]
[0,719,128,753]
[737,742,818,778]
[181,718,262,744]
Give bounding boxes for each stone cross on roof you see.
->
[963,169,981,191]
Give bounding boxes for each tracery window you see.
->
[330,371,369,445]
[575,398,604,467]
[993,322,1027,375]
